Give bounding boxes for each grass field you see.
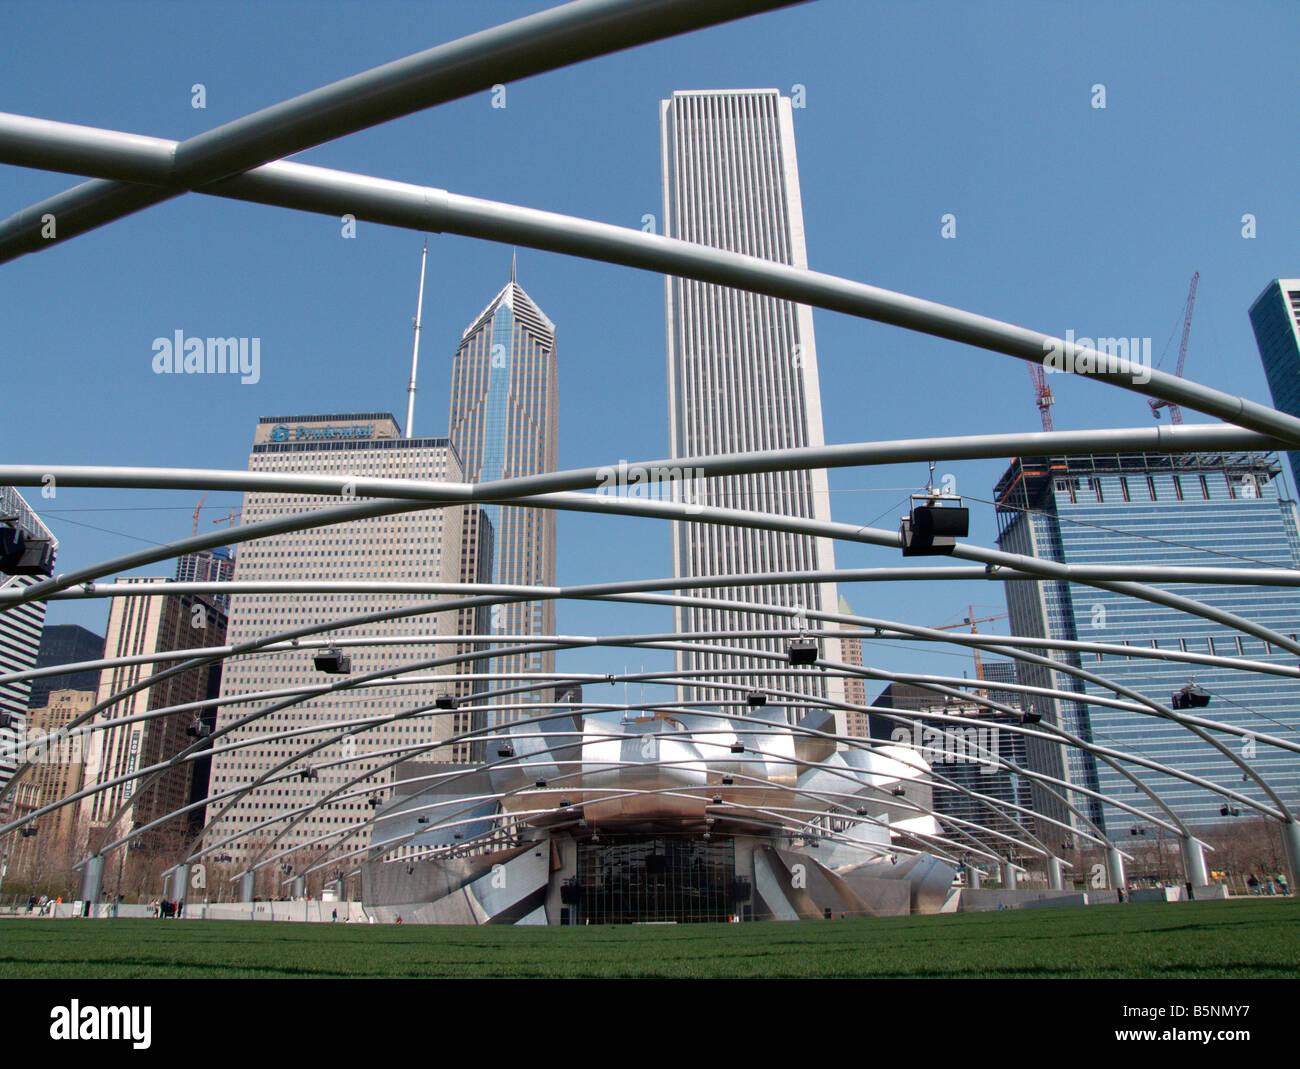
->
[1,899,1296,978]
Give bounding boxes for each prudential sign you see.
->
[270,424,374,442]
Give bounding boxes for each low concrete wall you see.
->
[958,888,1088,912]
[195,900,369,923]
[1128,887,1179,904]
[41,900,370,922]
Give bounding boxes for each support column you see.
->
[1047,855,1064,890]
[170,864,191,907]
[79,855,104,909]
[292,875,306,899]
[965,864,981,889]
[1000,860,1017,890]
[1106,846,1126,898]
[1281,820,1300,894]
[238,871,255,903]
[1180,835,1208,888]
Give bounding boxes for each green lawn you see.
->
[1,899,1296,978]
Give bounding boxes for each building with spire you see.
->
[448,260,559,724]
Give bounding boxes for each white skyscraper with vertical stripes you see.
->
[660,89,842,715]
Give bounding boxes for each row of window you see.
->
[1055,471,1270,504]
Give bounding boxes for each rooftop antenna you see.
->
[404,237,428,439]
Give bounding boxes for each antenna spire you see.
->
[510,249,517,284]
[404,237,428,440]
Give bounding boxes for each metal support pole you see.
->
[1180,835,1208,888]
[170,864,191,908]
[964,864,981,889]
[238,870,255,902]
[1106,846,1126,898]
[292,875,306,899]
[1000,860,1017,890]
[1281,820,1300,894]
[1047,855,1064,891]
[80,855,104,909]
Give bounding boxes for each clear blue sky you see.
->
[3,0,1298,694]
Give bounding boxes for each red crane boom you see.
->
[1028,364,1055,431]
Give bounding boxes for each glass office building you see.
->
[1249,279,1300,492]
[448,264,558,724]
[867,663,1035,850]
[994,452,1300,836]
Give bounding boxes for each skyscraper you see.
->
[175,546,235,609]
[867,666,1033,850]
[202,414,470,867]
[26,623,104,711]
[79,578,228,843]
[994,451,1300,835]
[448,265,558,722]
[8,688,94,875]
[1248,278,1300,489]
[0,485,55,812]
[661,89,841,715]
[837,596,867,729]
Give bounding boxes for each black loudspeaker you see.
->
[787,638,819,665]
[313,649,351,674]
[0,528,54,576]
[901,504,969,557]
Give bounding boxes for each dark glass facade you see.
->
[568,836,738,924]
[27,623,104,710]
[995,452,1300,834]
[1249,279,1300,492]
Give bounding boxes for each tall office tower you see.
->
[837,596,867,719]
[26,623,104,711]
[451,504,494,761]
[8,688,95,874]
[80,579,227,844]
[994,452,1300,837]
[661,90,842,718]
[176,546,235,609]
[203,415,469,867]
[1248,279,1300,489]
[0,485,56,812]
[868,670,1032,850]
[449,265,558,723]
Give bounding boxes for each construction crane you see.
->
[190,493,208,537]
[1028,364,1055,431]
[1149,271,1199,424]
[931,606,1009,697]
[212,507,242,528]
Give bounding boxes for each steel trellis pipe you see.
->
[0,0,808,260]
[3,114,1298,444]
